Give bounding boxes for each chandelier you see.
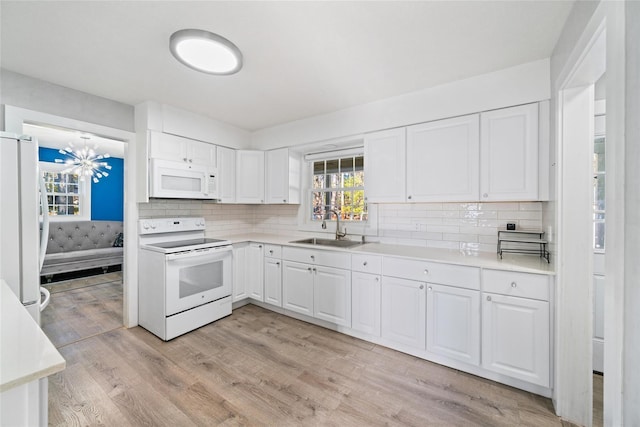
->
[55,136,112,183]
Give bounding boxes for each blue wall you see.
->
[39,147,124,221]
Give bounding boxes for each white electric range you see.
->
[138,217,232,341]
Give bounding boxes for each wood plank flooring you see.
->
[46,297,574,426]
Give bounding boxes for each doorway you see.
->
[3,105,138,330]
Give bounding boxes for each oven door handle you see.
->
[165,246,232,261]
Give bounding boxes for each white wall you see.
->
[0,69,134,132]
[251,59,550,149]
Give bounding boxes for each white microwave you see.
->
[150,158,218,200]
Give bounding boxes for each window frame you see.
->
[40,161,91,222]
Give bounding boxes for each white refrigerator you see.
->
[0,131,50,324]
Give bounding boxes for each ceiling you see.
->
[1,1,574,132]
[24,123,126,157]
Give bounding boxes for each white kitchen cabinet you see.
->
[149,131,216,167]
[426,284,480,366]
[247,243,264,302]
[264,245,282,307]
[364,128,406,203]
[480,103,539,201]
[265,148,301,204]
[351,271,381,336]
[236,150,265,204]
[381,276,426,349]
[482,293,550,387]
[282,260,314,316]
[314,266,351,327]
[217,146,236,203]
[406,114,480,202]
[232,245,248,302]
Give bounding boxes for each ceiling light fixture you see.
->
[170,29,243,75]
[55,136,111,183]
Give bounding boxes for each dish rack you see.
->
[497,229,550,263]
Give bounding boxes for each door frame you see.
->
[4,105,139,328]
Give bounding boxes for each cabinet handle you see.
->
[183,157,188,162]
[313,267,317,273]
[511,282,517,288]
[269,250,273,255]
[423,269,429,275]
[363,261,368,266]
[483,193,488,198]
[408,195,412,200]
[188,159,193,163]
[428,286,432,291]
[258,245,263,248]
[307,267,312,272]
[310,255,315,260]
[283,199,287,203]
[375,277,379,282]
[487,296,492,301]
[276,262,280,266]
[419,284,424,290]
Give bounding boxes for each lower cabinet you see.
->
[381,277,426,349]
[264,257,282,307]
[232,245,248,302]
[314,266,351,327]
[247,243,264,302]
[481,293,550,387]
[282,261,314,316]
[351,271,381,336]
[426,284,480,366]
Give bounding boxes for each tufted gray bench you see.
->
[41,220,123,279]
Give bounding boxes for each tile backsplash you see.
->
[139,199,543,253]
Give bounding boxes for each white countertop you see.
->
[210,233,555,275]
[0,280,65,392]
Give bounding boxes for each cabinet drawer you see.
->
[482,269,549,301]
[264,244,282,258]
[351,254,382,274]
[383,257,480,290]
[282,247,351,270]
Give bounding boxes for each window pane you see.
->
[594,219,605,250]
[329,173,340,188]
[313,174,325,189]
[325,159,339,174]
[313,161,325,175]
[340,157,354,171]
[354,156,364,172]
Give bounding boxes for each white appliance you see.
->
[149,158,218,200]
[0,131,51,323]
[138,217,232,340]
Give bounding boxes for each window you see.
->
[593,135,605,250]
[40,162,90,220]
[310,155,366,222]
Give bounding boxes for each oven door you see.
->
[165,245,232,316]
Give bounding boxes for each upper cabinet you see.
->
[265,148,301,204]
[236,150,265,204]
[149,131,217,167]
[364,128,406,203]
[217,146,236,203]
[364,101,548,203]
[406,114,480,202]
[480,103,539,201]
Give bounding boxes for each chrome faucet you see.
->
[328,209,347,240]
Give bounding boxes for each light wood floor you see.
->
[45,284,579,426]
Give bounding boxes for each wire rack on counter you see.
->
[497,229,550,263]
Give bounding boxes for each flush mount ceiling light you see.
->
[170,29,243,75]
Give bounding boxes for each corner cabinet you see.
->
[364,128,406,203]
[236,150,265,204]
[406,114,480,202]
[265,148,301,204]
[480,103,539,201]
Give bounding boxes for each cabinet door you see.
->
[480,103,539,201]
[381,277,426,349]
[188,140,217,168]
[351,272,381,336]
[406,115,480,202]
[314,266,351,327]
[282,261,314,316]
[264,258,282,307]
[247,243,264,302]
[149,131,188,161]
[482,293,550,387]
[236,150,265,204]
[427,284,480,366]
[217,146,236,203]
[364,128,406,203]
[232,246,248,302]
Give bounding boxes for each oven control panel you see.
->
[139,217,206,234]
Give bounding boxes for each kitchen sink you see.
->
[289,237,363,248]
